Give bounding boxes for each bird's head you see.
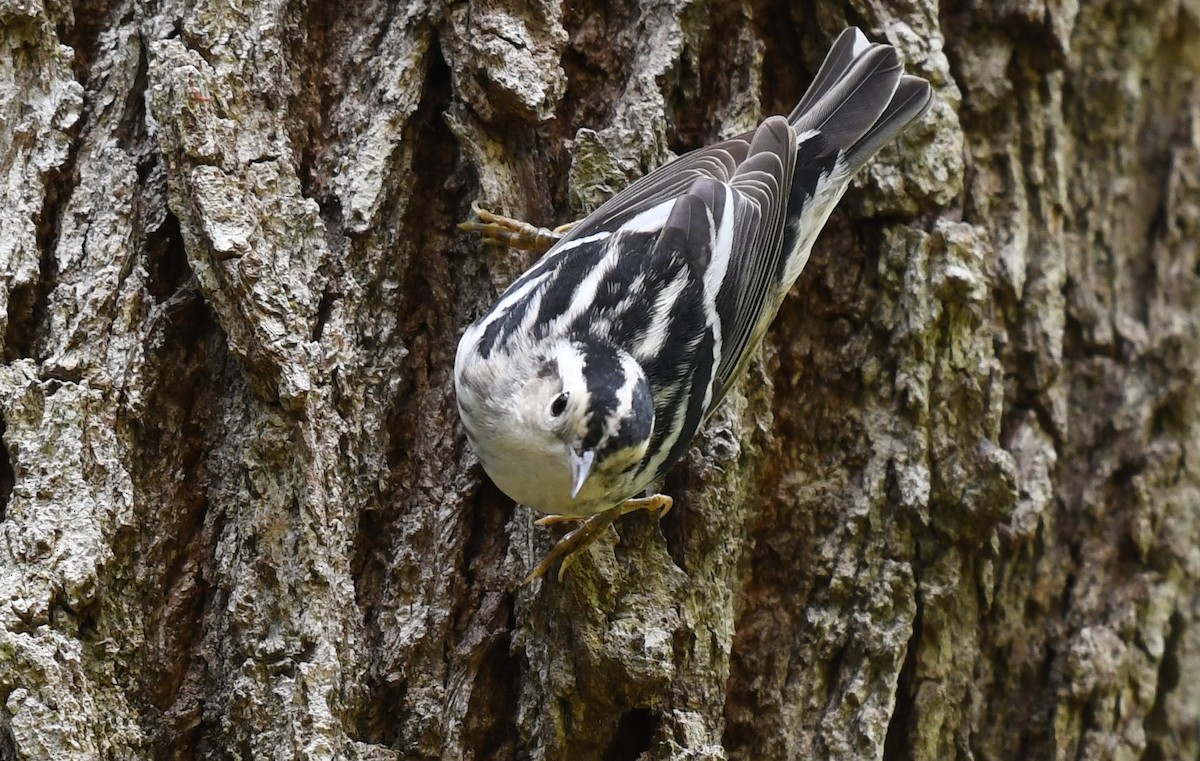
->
[462,337,655,514]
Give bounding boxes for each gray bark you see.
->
[0,0,1197,759]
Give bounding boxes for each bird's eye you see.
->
[550,392,569,417]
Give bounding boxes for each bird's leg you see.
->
[524,494,674,583]
[534,514,587,526]
[459,202,578,254]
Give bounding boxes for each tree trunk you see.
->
[1,0,1198,759]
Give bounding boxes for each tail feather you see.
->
[791,45,903,147]
[843,75,933,171]
[788,29,932,173]
[772,30,932,295]
[787,27,871,121]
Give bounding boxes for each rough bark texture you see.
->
[1,0,1198,759]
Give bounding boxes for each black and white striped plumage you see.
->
[455,28,932,519]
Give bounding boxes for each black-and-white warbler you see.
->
[455,27,933,581]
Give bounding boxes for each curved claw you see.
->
[523,493,674,583]
[523,508,620,583]
[459,202,568,254]
[618,494,673,519]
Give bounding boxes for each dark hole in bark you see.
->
[4,163,62,363]
[55,0,124,86]
[0,719,17,761]
[882,600,921,760]
[111,285,219,750]
[3,279,40,363]
[463,633,521,759]
[1142,611,1184,761]
[146,211,192,302]
[158,721,202,761]
[603,707,659,761]
[312,284,336,341]
[0,416,13,522]
[659,468,691,571]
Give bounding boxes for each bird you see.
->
[454,27,933,582]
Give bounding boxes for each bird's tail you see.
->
[788,28,933,172]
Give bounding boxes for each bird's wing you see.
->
[553,136,752,246]
[560,117,797,480]
[475,134,755,334]
[624,116,798,417]
[705,116,797,412]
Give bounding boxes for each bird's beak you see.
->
[569,449,595,499]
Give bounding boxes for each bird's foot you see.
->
[617,493,673,519]
[524,494,673,583]
[459,202,576,254]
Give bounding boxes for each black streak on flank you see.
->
[658,327,715,481]
[790,134,838,207]
[532,243,611,337]
[477,292,534,359]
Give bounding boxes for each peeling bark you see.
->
[1,0,1198,759]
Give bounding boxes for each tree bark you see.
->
[1,0,1198,759]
